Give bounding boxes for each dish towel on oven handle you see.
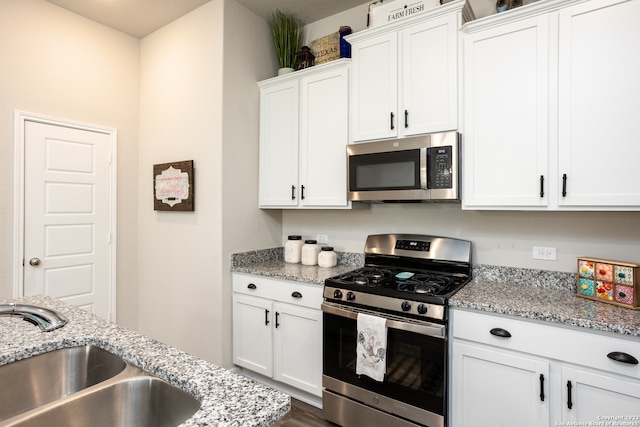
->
[356,312,387,382]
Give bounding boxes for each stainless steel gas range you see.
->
[321,234,472,427]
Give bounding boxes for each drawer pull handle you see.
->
[247,283,257,290]
[490,328,512,338]
[291,291,303,298]
[607,351,639,365]
[567,380,573,409]
[539,374,545,401]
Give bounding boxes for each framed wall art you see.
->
[153,160,194,211]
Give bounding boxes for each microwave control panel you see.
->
[428,146,453,189]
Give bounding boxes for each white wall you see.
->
[221,0,283,365]
[283,205,640,272]
[138,0,281,367]
[138,0,224,363]
[0,0,140,327]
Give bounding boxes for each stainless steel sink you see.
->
[0,346,201,427]
[3,377,201,427]
[0,345,126,420]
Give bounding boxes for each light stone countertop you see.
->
[450,279,640,337]
[231,249,640,338]
[230,247,364,285]
[0,295,290,427]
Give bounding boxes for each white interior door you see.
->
[22,119,114,320]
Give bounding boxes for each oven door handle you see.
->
[321,302,445,339]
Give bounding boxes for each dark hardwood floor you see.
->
[271,399,336,427]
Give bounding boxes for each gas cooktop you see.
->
[323,234,472,321]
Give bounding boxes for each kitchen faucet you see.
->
[0,303,68,331]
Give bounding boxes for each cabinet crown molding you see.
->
[462,0,597,32]
[258,58,350,88]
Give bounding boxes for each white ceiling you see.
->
[45,0,369,39]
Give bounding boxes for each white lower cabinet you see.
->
[232,273,323,397]
[450,309,640,427]
[561,366,640,423]
[453,342,550,427]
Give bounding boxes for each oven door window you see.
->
[323,312,445,415]
[349,149,421,191]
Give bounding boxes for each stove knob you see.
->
[417,304,428,315]
[333,289,343,299]
[346,292,356,301]
[401,301,411,312]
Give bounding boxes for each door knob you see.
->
[29,258,41,266]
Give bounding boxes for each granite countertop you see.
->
[231,249,640,339]
[230,247,363,285]
[0,295,289,427]
[451,266,640,338]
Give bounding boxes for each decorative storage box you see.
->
[309,32,340,65]
[367,0,441,27]
[577,257,639,309]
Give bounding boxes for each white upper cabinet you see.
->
[299,64,350,207]
[557,0,640,208]
[348,0,464,143]
[462,0,640,210]
[462,14,550,208]
[258,60,351,209]
[259,80,299,207]
[350,32,398,142]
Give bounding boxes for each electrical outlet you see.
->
[532,246,557,261]
[316,234,329,244]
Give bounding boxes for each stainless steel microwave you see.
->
[347,132,460,202]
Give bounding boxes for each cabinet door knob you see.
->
[607,351,639,365]
[489,327,512,338]
[291,291,303,298]
[247,283,257,290]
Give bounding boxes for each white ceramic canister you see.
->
[318,246,337,268]
[284,235,304,263]
[301,239,321,266]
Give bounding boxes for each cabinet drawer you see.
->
[233,273,323,309]
[452,309,640,379]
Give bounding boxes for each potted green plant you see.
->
[268,10,304,76]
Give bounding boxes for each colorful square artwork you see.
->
[595,263,613,281]
[614,285,634,305]
[579,260,594,278]
[596,281,613,301]
[614,265,633,285]
[579,278,594,296]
